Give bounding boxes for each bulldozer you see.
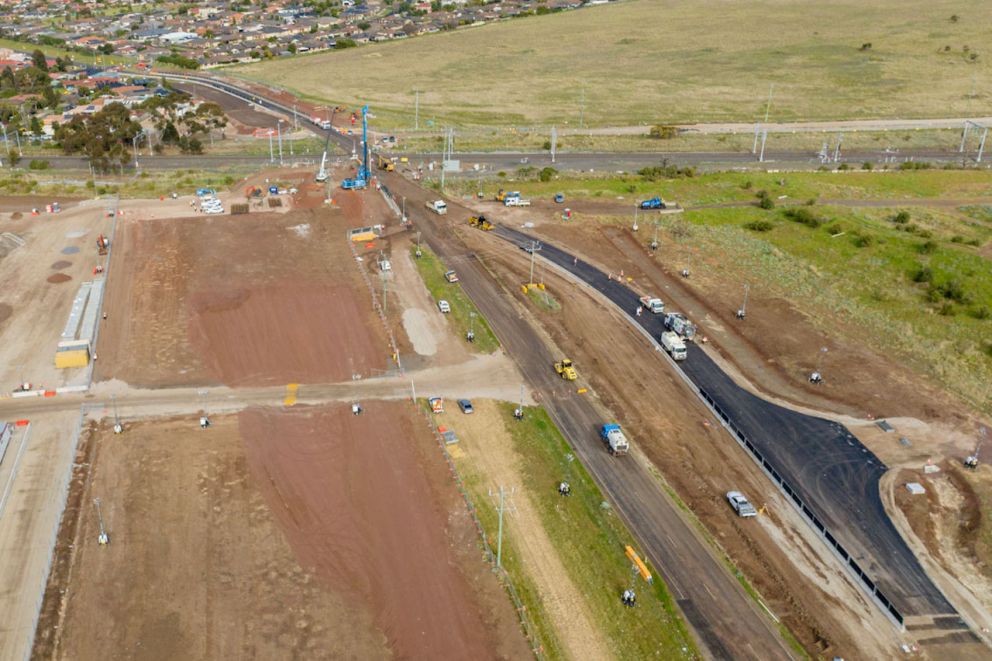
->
[554,359,577,380]
[468,215,493,231]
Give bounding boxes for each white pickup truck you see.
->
[426,200,448,215]
[639,296,665,314]
[504,197,531,207]
[727,491,758,518]
[660,331,687,361]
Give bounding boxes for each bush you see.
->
[741,180,753,190]
[968,305,990,320]
[648,125,679,140]
[938,302,955,316]
[899,161,932,170]
[862,162,873,170]
[837,163,850,171]
[918,240,939,254]
[334,38,358,49]
[850,232,874,248]
[638,162,695,180]
[890,210,910,224]
[28,159,49,170]
[911,266,933,283]
[743,220,774,232]
[755,190,774,209]
[782,207,823,228]
[156,53,200,69]
[538,166,557,182]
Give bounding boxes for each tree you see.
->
[0,67,14,91]
[29,115,42,136]
[160,121,180,144]
[54,102,141,171]
[31,49,48,72]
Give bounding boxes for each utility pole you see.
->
[528,241,538,284]
[632,206,639,232]
[414,89,420,130]
[736,283,750,319]
[268,131,274,163]
[112,395,123,434]
[763,83,775,124]
[293,104,298,130]
[514,384,525,420]
[650,220,659,250]
[833,133,843,163]
[94,498,109,545]
[381,269,388,316]
[758,129,768,163]
[277,120,284,166]
[550,125,557,163]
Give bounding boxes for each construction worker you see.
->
[622,590,636,607]
[352,402,362,416]
[558,481,571,497]
[636,306,643,317]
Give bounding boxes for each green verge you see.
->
[0,167,256,199]
[0,37,131,67]
[459,403,698,660]
[410,244,499,353]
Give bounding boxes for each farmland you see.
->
[235,0,992,128]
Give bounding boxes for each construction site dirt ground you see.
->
[34,406,530,660]
[458,225,931,659]
[0,197,115,391]
[95,203,390,388]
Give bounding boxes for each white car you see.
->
[437,300,451,313]
[726,491,758,518]
[204,205,224,214]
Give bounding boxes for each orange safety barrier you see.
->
[44,390,57,397]
[624,545,653,583]
[15,419,29,426]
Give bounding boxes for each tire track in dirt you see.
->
[444,400,614,661]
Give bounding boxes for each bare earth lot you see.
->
[35,406,528,660]
[95,209,386,387]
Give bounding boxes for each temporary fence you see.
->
[416,403,545,659]
[18,411,82,660]
[348,238,403,374]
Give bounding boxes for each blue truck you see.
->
[639,197,666,210]
[600,424,630,456]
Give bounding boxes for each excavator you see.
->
[468,215,494,231]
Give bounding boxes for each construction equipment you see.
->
[554,358,577,380]
[341,105,371,190]
[315,106,339,183]
[425,200,447,215]
[468,215,493,230]
[376,154,395,172]
[660,331,687,361]
[496,189,520,202]
[664,312,697,341]
[601,424,630,456]
[96,234,109,255]
[638,296,665,314]
[245,186,262,198]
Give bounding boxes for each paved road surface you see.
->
[492,223,963,626]
[382,172,794,660]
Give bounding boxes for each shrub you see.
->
[968,305,990,320]
[638,163,695,180]
[851,232,874,248]
[648,125,679,140]
[837,163,850,171]
[938,302,955,316]
[743,220,774,232]
[741,180,753,190]
[538,166,557,182]
[890,211,910,224]
[782,207,823,228]
[911,266,933,283]
[756,190,775,209]
[28,159,49,170]
[862,162,873,170]
[918,240,939,254]
[899,161,932,170]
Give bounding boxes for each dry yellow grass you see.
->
[234,0,991,128]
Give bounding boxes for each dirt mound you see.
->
[50,260,72,270]
[188,284,381,386]
[0,302,11,325]
[46,273,72,284]
[239,404,529,660]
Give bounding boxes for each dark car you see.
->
[457,399,474,414]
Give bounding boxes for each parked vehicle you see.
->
[639,197,667,210]
[521,242,543,253]
[660,331,687,361]
[727,491,758,517]
[458,399,474,414]
[444,270,459,283]
[600,424,630,456]
[664,312,697,341]
[505,196,531,207]
[638,296,665,314]
[554,193,565,203]
[438,300,451,313]
[426,200,448,215]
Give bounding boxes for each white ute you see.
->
[726,491,758,518]
[639,296,665,314]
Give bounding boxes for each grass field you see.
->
[489,170,992,406]
[0,167,255,198]
[454,403,697,660]
[0,37,130,67]
[410,244,500,352]
[235,0,991,128]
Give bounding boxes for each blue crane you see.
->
[342,105,370,190]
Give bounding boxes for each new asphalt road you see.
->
[492,223,962,626]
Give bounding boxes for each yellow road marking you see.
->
[284,383,299,407]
